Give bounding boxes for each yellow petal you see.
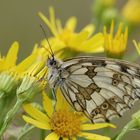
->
[16,53,37,72]
[133,40,140,55]
[38,12,57,36]
[23,103,49,123]
[81,24,95,37]
[65,17,77,32]
[45,132,60,140]
[5,41,19,68]
[42,92,54,117]
[42,38,65,54]
[63,137,69,140]
[110,20,114,36]
[115,23,123,39]
[81,116,90,123]
[49,6,56,30]
[23,115,50,130]
[70,31,89,47]
[56,19,63,33]
[81,123,116,130]
[56,89,70,110]
[78,132,111,140]
[71,137,77,140]
[31,43,38,54]
[79,33,104,53]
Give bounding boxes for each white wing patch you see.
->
[69,74,93,87]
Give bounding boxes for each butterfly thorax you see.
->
[47,57,68,88]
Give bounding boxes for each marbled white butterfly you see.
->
[47,54,140,123]
[40,26,140,123]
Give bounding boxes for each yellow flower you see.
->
[17,62,47,102]
[15,45,48,101]
[39,7,104,59]
[0,43,48,137]
[122,0,140,24]
[0,42,47,74]
[23,90,116,140]
[0,42,48,98]
[103,21,128,58]
[133,40,140,55]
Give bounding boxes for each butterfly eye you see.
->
[50,61,54,65]
[48,59,56,66]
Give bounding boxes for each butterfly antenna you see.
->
[40,24,54,57]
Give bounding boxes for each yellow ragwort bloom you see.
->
[39,7,104,59]
[103,21,128,58]
[0,42,48,74]
[122,0,140,24]
[23,90,116,140]
[133,40,140,55]
[0,42,48,136]
[0,42,48,97]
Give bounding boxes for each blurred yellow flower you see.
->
[103,21,128,58]
[133,40,140,55]
[100,0,116,7]
[23,90,116,140]
[122,0,140,24]
[39,7,104,59]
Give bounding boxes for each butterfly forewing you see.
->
[48,57,140,123]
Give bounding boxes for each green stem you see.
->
[0,99,22,138]
[40,129,46,140]
[115,119,136,140]
[0,91,5,100]
[17,124,35,140]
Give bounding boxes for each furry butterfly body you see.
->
[47,56,140,123]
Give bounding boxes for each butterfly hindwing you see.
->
[58,57,140,122]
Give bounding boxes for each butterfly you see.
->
[46,52,140,123]
[38,24,140,122]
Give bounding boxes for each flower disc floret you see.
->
[50,110,81,137]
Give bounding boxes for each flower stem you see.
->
[17,124,35,140]
[40,129,46,140]
[0,91,5,99]
[0,99,22,138]
[115,119,136,140]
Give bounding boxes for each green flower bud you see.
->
[0,72,20,97]
[16,66,47,102]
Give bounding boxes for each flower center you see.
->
[50,110,81,137]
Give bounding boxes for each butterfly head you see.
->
[47,55,61,69]
[47,56,58,68]
[47,55,62,88]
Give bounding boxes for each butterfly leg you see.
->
[52,88,57,111]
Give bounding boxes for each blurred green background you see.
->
[0,0,140,139]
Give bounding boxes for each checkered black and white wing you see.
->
[59,57,140,123]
